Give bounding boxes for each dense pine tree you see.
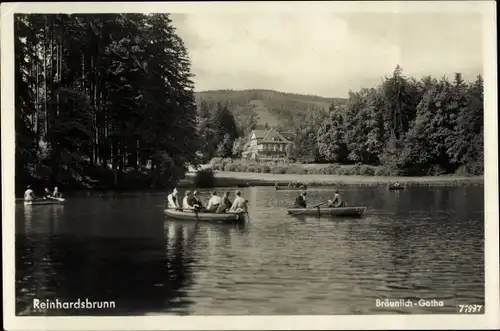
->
[14,13,199,192]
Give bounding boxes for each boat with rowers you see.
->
[387,181,404,191]
[22,185,65,205]
[388,185,404,191]
[275,182,308,191]
[287,206,366,218]
[164,209,246,223]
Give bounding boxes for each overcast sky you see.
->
[170,12,483,98]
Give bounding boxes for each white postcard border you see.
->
[2,1,498,330]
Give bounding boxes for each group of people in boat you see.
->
[24,185,63,202]
[293,190,346,208]
[166,188,248,214]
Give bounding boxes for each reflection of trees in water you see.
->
[16,206,61,315]
[168,220,248,261]
[17,215,214,316]
[16,234,40,315]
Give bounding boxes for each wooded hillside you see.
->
[195,89,347,134]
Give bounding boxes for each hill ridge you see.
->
[195,89,347,134]
[196,88,343,102]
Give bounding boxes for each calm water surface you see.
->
[15,186,485,315]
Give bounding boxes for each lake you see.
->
[15,186,485,315]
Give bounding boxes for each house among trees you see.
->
[242,128,292,160]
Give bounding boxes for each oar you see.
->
[293,201,328,216]
[194,208,200,223]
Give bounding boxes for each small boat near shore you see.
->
[287,206,366,218]
[23,198,65,206]
[164,209,246,223]
[388,185,405,191]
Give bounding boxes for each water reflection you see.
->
[15,186,484,315]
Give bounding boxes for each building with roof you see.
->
[241,128,292,160]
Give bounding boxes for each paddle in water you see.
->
[293,201,328,216]
[194,207,201,223]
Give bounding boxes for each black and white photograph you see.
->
[2,1,498,330]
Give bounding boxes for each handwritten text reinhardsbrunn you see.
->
[33,298,116,310]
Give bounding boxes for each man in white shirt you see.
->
[24,185,35,202]
[206,191,222,212]
[182,191,196,210]
[167,188,180,209]
[229,191,247,213]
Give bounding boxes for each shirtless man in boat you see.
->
[167,188,180,209]
[328,190,346,208]
[228,191,247,213]
[206,191,222,212]
[294,192,307,208]
[52,187,62,199]
[24,186,35,202]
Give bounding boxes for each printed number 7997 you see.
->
[458,304,483,313]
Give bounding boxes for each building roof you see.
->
[260,128,291,144]
[251,130,268,139]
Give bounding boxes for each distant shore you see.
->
[180,170,484,188]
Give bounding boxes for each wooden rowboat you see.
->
[287,206,366,218]
[164,209,246,223]
[23,198,65,206]
[388,185,404,191]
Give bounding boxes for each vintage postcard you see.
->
[2,1,498,330]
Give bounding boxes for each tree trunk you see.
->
[43,17,48,142]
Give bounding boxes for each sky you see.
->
[170,12,484,98]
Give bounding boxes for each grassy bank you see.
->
[207,158,483,177]
[180,170,483,188]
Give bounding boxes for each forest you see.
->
[14,13,200,193]
[14,14,484,195]
[315,67,483,175]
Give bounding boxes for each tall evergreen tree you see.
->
[14,13,200,192]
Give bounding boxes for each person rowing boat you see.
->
[294,192,307,208]
[43,188,52,199]
[167,188,180,209]
[327,190,346,208]
[218,191,232,213]
[24,186,35,202]
[192,190,204,209]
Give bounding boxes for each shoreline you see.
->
[183,171,484,187]
[14,171,484,198]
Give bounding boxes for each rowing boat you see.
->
[23,198,65,206]
[388,185,404,191]
[164,209,246,223]
[287,206,366,218]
